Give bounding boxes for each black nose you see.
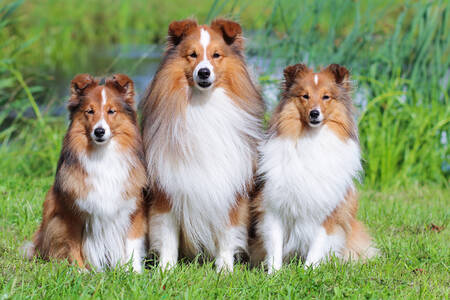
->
[198,68,210,80]
[94,127,105,138]
[309,109,320,119]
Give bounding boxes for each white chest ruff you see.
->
[260,126,361,256]
[75,141,137,269]
[152,88,260,254]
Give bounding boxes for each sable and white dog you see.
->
[141,19,264,271]
[23,74,147,272]
[251,64,378,273]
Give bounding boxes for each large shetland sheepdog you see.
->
[23,74,147,272]
[141,19,264,271]
[251,64,378,273]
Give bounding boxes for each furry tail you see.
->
[343,220,379,261]
[21,241,35,259]
[248,237,266,268]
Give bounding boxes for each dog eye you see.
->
[213,52,220,58]
[108,109,116,115]
[323,95,330,100]
[302,94,309,100]
[86,109,94,114]
[189,52,197,58]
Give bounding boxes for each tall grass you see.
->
[236,0,450,187]
[0,0,62,176]
[0,0,448,187]
[358,77,449,187]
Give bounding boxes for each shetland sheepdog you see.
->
[23,74,147,272]
[251,64,378,273]
[141,19,264,271]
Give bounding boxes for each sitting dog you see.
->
[23,74,147,272]
[251,64,378,273]
[141,19,264,271]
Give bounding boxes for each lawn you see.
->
[0,174,448,298]
[0,0,449,298]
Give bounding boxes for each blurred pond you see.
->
[44,42,288,116]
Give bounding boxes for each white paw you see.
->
[215,256,233,273]
[266,256,282,274]
[304,259,320,269]
[77,266,91,274]
[267,263,281,274]
[132,261,143,273]
[159,257,177,271]
[21,241,35,259]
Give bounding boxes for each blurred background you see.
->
[0,0,448,188]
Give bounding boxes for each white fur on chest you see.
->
[76,141,136,270]
[260,126,361,256]
[153,88,260,255]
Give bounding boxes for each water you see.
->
[44,43,284,116]
[45,42,448,118]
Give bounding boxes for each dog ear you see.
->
[168,19,198,48]
[210,19,243,50]
[283,64,309,90]
[106,74,135,106]
[325,64,350,89]
[69,74,97,112]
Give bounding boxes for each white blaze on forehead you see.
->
[99,87,107,125]
[200,28,210,58]
[314,74,319,86]
[101,88,107,106]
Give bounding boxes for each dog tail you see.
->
[21,241,35,259]
[343,220,379,261]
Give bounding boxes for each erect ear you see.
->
[210,19,243,50]
[283,64,310,90]
[68,74,97,112]
[325,64,350,88]
[106,74,135,106]
[167,19,198,48]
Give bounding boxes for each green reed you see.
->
[0,0,448,187]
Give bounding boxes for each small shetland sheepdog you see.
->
[141,19,264,271]
[23,74,147,272]
[251,64,378,273]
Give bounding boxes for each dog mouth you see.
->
[309,120,322,127]
[93,137,108,144]
[196,80,212,88]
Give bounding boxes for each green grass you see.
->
[0,0,449,298]
[0,173,448,299]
